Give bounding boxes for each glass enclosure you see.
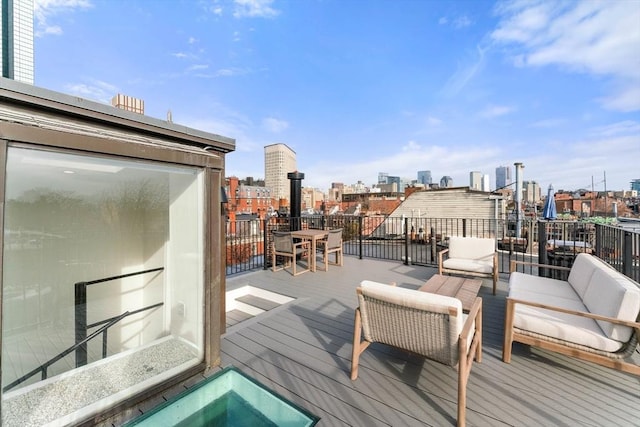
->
[2,146,204,422]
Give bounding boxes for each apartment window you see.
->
[2,146,204,424]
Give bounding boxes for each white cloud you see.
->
[453,16,472,29]
[216,67,249,77]
[529,118,565,128]
[64,79,118,103]
[478,104,516,119]
[426,116,442,126]
[402,140,421,151]
[303,143,501,190]
[492,0,640,111]
[187,64,209,72]
[262,117,289,133]
[441,44,487,97]
[589,120,640,138]
[233,0,279,19]
[34,0,93,37]
[439,15,473,29]
[188,37,197,44]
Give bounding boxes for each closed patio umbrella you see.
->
[542,184,557,220]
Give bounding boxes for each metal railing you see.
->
[225,215,640,283]
[74,267,164,367]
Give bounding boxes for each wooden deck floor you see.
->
[221,256,640,427]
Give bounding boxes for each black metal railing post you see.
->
[263,218,269,270]
[404,217,409,265]
[74,267,163,368]
[74,281,88,368]
[430,226,437,262]
[358,216,363,260]
[623,231,632,278]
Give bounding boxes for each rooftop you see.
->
[111,256,640,426]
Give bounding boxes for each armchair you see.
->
[317,228,343,271]
[438,236,499,295]
[271,231,310,276]
[351,280,482,427]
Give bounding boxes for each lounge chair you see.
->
[351,280,482,427]
[438,236,499,295]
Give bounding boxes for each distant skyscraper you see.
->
[496,165,512,190]
[469,171,483,190]
[1,0,34,84]
[378,172,389,184]
[482,174,490,192]
[523,180,541,204]
[417,170,432,186]
[631,179,640,192]
[440,176,453,188]
[264,143,297,202]
[111,94,144,114]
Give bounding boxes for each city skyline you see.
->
[32,0,640,192]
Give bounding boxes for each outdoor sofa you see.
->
[503,253,640,375]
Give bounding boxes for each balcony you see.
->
[109,217,640,426]
[217,255,640,425]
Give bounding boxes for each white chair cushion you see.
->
[443,258,493,274]
[448,236,495,261]
[359,280,463,334]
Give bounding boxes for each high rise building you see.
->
[482,174,490,192]
[523,180,541,204]
[264,143,297,203]
[1,0,34,84]
[496,165,512,190]
[378,172,389,184]
[111,94,144,114]
[417,170,432,186]
[631,179,640,192]
[440,176,453,188]
[469,171,483,190]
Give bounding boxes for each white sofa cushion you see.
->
[513,303,626,353]
[568,253,604,298]
[442,258,493,274]
[509,272,579,300]
[511,288,625,352]
[448,236,495,261]
[582,268,640,342]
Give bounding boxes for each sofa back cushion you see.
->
[567,253,601,298]
[448,236,495,261]
[582,268,640,342]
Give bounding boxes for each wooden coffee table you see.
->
[419,274,482,312]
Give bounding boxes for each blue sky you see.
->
[33,0,640,192]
